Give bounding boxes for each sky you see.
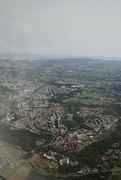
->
[0,0,121,58]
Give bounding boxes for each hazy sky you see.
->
[0,0,121,58]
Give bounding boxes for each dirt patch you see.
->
[13,121,25,129]
[7,164,31,180]
[0,146,22,163]
[34,155,50,169]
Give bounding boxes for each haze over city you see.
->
[0,0,121,59]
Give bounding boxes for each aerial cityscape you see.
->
[1,0,121,179]
[0,58,121,179]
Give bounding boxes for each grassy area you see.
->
[80,90,101,100]
[51,88,116,108]
[67,114,74,121]
[61,89,101,103]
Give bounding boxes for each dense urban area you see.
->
[0,58,121,180]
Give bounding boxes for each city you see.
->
[0,59,121,179]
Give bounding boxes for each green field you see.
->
[80,90,101,100]
[67,114,74,120]
[62,89,101,103]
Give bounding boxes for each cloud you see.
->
[0,0,121,58]
[0,37,13,53]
